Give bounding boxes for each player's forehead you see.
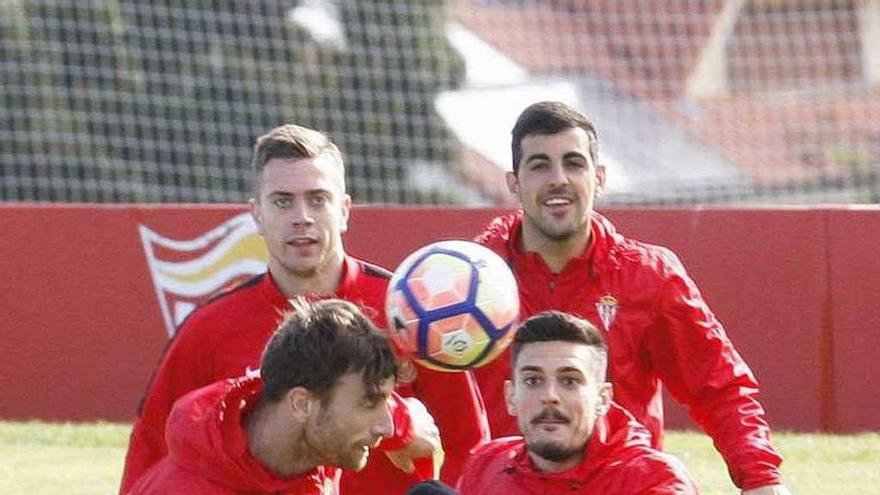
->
[520,127,593,159]
[259,153,345,194]
[514,341,594,375]
[330,371,394,402]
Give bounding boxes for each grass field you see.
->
[1,421,878,494]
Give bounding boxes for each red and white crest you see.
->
[595,294,619,332]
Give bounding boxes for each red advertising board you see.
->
[0,204,877,432]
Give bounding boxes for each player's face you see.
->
[507,127,605,244]
[305,373,395,471]
[250,155,351,280]
[506,341,611,472]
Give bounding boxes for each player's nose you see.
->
[374,402,395,439]
[290,198,315,225]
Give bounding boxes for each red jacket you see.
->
[122,255,488,494]
[129,376,341,494]
[457,403,698,495]
[473,211,782,490]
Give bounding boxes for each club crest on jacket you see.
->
[596,294,619,332]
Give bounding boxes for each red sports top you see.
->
[122,255,489,494]
[473,211,782,490]
[457,403,698,495]
[131,375,415,495]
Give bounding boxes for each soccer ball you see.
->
[385,240,520,371]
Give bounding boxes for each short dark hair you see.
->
[250,124,344,193]
[511,101,599,174]
[511,310,608,382]
[260,298,398,403]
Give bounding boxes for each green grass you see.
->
[0,421,878,494]
[0,421,129,494]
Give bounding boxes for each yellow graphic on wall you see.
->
[139,213,268,337]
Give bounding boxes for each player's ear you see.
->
[339,193,352,234]
[595,163,607,195]
[249,197,264,235]
[505,171,519,195]
[596,382,613,416]
[504,379,517,416]
[287,387,313,420]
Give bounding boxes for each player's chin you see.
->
[341,447,372,472]
[527,427,570,443]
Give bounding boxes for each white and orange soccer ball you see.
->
[385,240,520,371]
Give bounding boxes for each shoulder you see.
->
[611,448,698,494]
[356,258,393,282]
[458,438,523,493]
[130,458,229,495]
[605,232,688,283]
[474,212,519,255]
[349,256,392,296]
[174,273,269,335]
[463,437,522,474]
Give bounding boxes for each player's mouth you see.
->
[541,195,575,211]
[286,237,318,247]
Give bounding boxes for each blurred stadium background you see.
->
[3,0,879,206]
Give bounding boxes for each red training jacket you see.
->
[473,211,782,490]
[129,376,340,494]
[457,403,698,495]
[130,375,417,494]
[122,255,489,494]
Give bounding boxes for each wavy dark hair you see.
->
[261,298,398,403]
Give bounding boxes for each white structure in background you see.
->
[440,22,749,203]
[438,23,633,196]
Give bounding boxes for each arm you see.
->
[647,252,783,490]
[410,364,491,485]
[632,452,700,495]
[382,394,444,480]
[742,486,794,495]
[119,321,215,494]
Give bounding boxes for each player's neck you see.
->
[270,254,345,297]
[246,401,316,477]
[521,224,591,274]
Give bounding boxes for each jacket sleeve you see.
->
[119,320,216,494]
[410,364,491,486]
[628,452,700,495]
[646,250,783,490]
[377,392,416,451]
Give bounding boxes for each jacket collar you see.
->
[503,403,652,485]
[478,210,620,277]
[166,375,336,492]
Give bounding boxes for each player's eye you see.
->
[523,376,542,387]
[560,376,582,387]
[309,195,327,207]
[273,197,291,208]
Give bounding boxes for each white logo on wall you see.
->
[139,213,267,337]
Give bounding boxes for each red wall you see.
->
[0,204,877,432]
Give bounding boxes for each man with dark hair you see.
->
[130,298,419,494]
[122,124,488,494]
[458,311,697,494]
[473,101,790,494]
